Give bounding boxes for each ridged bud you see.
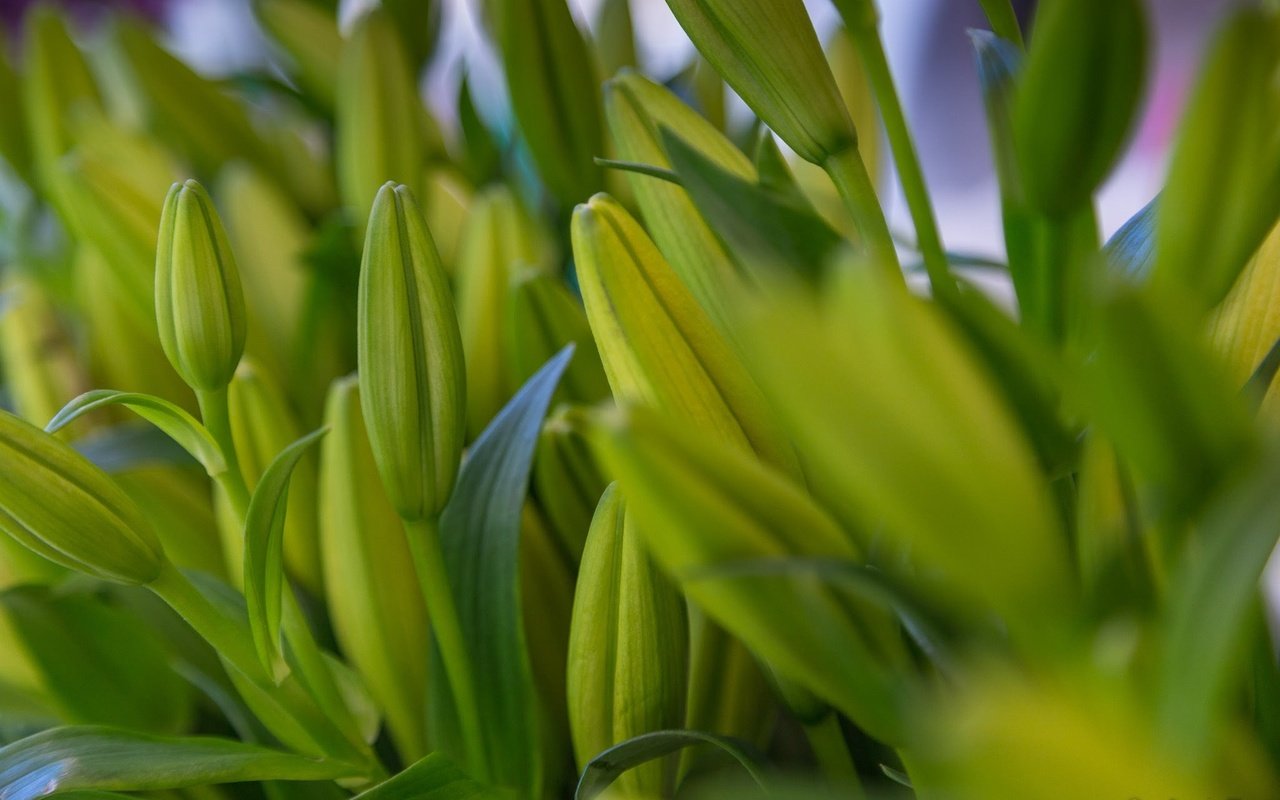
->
[0,410,164,584]
[567,484,687,796]
[509,273,609,407]
[357,182,465,521]
[155,179,248,392]
[532,409,610,562]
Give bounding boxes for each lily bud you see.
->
[604,71,752,332]
[0,410,164,585]
[663,0,855,165]
[336,8,424,223]
[357,182,465,521]
[0,278,88,434]
[155,179,248,393]
[532,409,610,562]
[455,186,552,438]
[567,484,687,796]
[489,0,603,205]
[571,193,796,474]
[589,405,906,743]
[319,376,430,760]
[509,273,609,406]
[228,358,324,596]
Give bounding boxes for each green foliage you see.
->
[0,1,1279,798]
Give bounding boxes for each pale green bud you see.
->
[422,167,473,274]
[664,0,856,165]
[509,273,610,406]
[0,278,88,435]
[604,71,752,332]
[319,376,430,761]
[0,410,164,585]
[567,484,687,796]
[357,182,465,521]
[571,193,797,475]
[336,9,424,223]
[532,409,610,562]
[155,179,248,393]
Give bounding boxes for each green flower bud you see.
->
[509,273,610,407]
[594,0,638,80]
[0,410,164,585]
[604,71,753,332]
[336,8,424,223]
[589,405,906,743]
[228,357,324,596]
[319,376,430,761]
[0,278,88,435]
[255,0,342,111]
[571,193,797,475]
[422,167,473,274]
[664,0,855,165]
[490,0,603,205]
[567,484,687,797]
[532,409,610,562]
[455,186,552,438]
[155,179,248,393]
[357,182,465,521]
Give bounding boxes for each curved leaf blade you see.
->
[432,346,574,796]
[0,726,361,799]
[244,427,328,680]
[575,730,767,800]
[47,391,226,476]
[352,752,500,799]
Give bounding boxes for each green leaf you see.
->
[244,427,328,680]
[1013,0,1147,215]
[1157,446,1280,765]
[661,127,841,283]
[575,730,767,800]
[0,726,362,798]
[978,0,1024,48]
[1103,194,1158,279]
[432,346,574,796]
[47,391,226,477]
[0,587,193,734]
[352,752,500,799]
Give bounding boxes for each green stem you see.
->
[405,515,487,778]
[805,715,866,799]
[823,147,901,280]
[837,2,955,299]
[198,386,251,520]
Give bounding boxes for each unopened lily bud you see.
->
[589,405,906,743]
[0,410,164,585]
[422,168,473,274]
[455,186,552,438]
[357,182,465,521]
[228,358,324,596]
[336,9,424,223]
[604,71,752,332]
[490,0,603,205]
[571,194,796,474]
[509,273,609,406]
[664,0,855,165]
[155,179,248,393]
[319,376,430,760]
[533,409,610,562]
[567,484,687,796]
[0,278,88,434]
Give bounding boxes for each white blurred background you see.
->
[162,0,1232,260]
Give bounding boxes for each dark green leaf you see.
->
[458,74,501,187]
[352,752,500,799]
[432,346,574,796]
[661,127,841,282]
[575,730,767,800]
[244,427,328,680]
[978,0,1024,48]
[48,391,225,477]
[0,726,361,799]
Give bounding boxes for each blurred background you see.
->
[0,0,1228,260]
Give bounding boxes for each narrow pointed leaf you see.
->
[352,752,499,799]
[575,730,766,800]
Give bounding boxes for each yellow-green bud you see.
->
[509,273,610,406]
[0,410,164,584]
[567,484,687,796]
[357,182,465,521]
[532,410,609,562]
[155,179,248,393]
[336,8,424,223]
[0,278,88,434]
[319,375,430,761]
[663,0,856,165]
